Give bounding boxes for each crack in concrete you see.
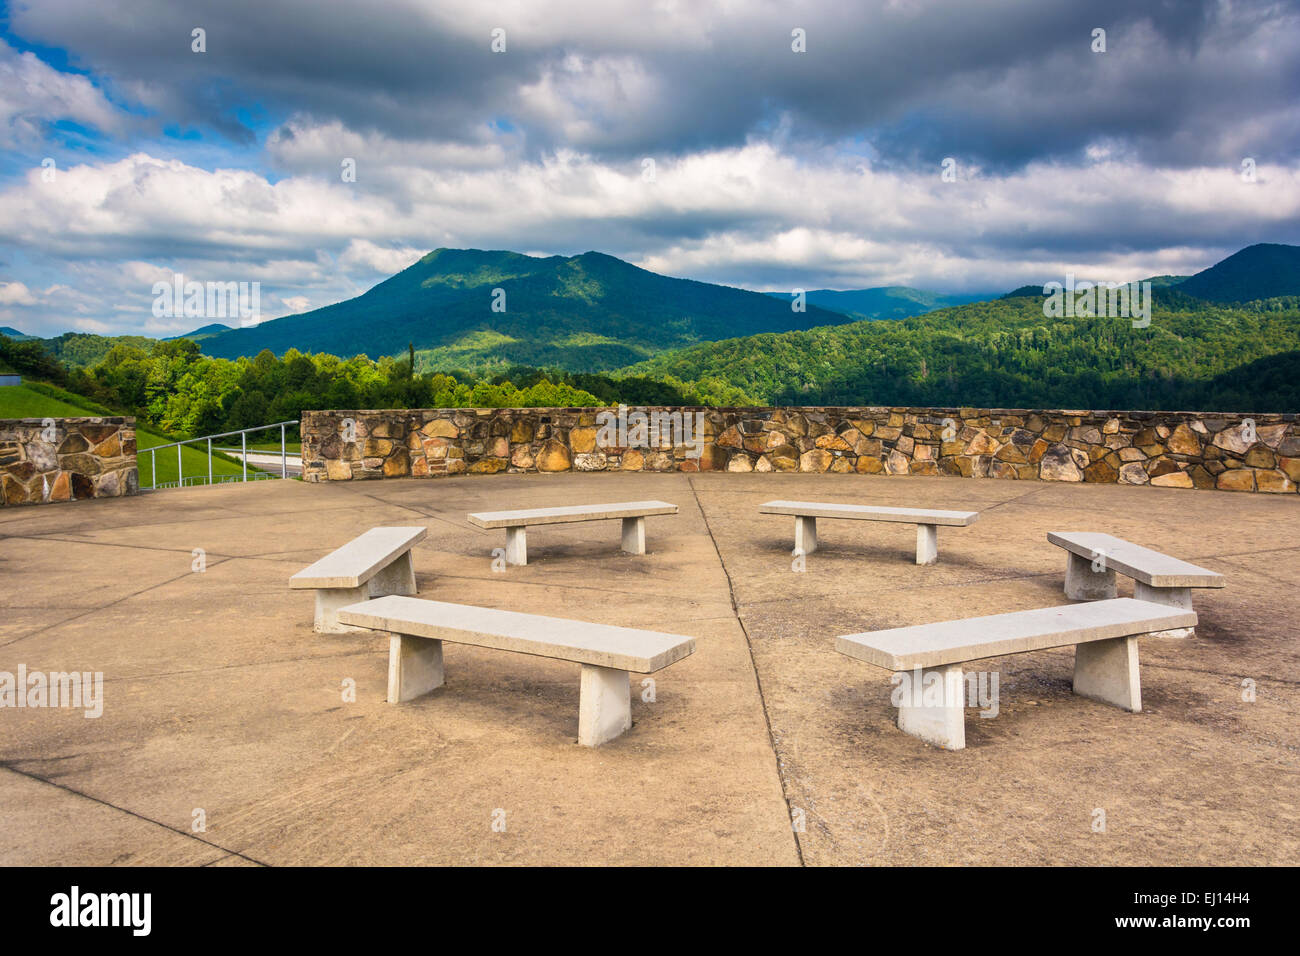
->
[687,474,806,867]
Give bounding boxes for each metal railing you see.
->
[144,420,299,490]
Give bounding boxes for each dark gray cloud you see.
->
[11,0,1299,169]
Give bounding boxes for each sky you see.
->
[0,0,1297,338]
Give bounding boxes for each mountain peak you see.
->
[1177,242,1300,302]
[164,323,232,341]
[196,247,853,369]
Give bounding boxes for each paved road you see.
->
[217,448,303,477]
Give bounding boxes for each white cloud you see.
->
[0,39,126,148]
[0,281,39,306]
[277,295,312,314]
[1,130,1298,333]
[337,239,425,276]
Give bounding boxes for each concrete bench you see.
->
[1048,531,1225,638]
[466,500,678,566]
[337,595,696,746]
[759,500,978,565]
[836,598,1196,750]
[289,526,426,634]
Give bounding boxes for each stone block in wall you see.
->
[0,417,138,507]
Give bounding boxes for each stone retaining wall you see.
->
[300,406,1300,493]
[1,417,138,506]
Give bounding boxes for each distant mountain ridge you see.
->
[13,241,1298,391]
[166,323,232,342]
[194,242,1296,371]
[765,286,991,320]
[197,249,855,370]
[1003,275,1191,299]
[1001,243,1300,302]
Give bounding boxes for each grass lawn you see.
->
[0,383,98,418]
[0,382,267,487]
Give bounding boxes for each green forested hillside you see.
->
[197,248,852,369]
[621,295,1300,412]
[43,332,159,367]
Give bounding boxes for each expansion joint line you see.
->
[686,475,807,867]
[0,762,268,866]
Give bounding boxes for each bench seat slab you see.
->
[468,501,678,529]
[384,641,635,746]
[341,596,694,748]
[1047,531,1225,589]
[837,598,1194,671]
[472,502,676,566]
[1052,532,1216,637]
[1073,635,1141,711]
[765,503,972,563]
[889,639,1142,750]
[339,596,696,673]
[290,526,427,590]
[760,500,978,526]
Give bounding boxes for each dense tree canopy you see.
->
[29,340,602,438]
[626,295,1300,412]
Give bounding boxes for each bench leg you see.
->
[916,524,938,565]
[896,663,966,750]
[368,549,417,597]
[387,633,444,703]
[504,526,527,566]
[1133,582,1195,638]
[794,515,817,555]
[577,664,632,747]
[621,516,646,555]
[314,585,370,634]
[1064,551,1117,600]
[1073,636,1141,712]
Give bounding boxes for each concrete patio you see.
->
[1,472,1297,866]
